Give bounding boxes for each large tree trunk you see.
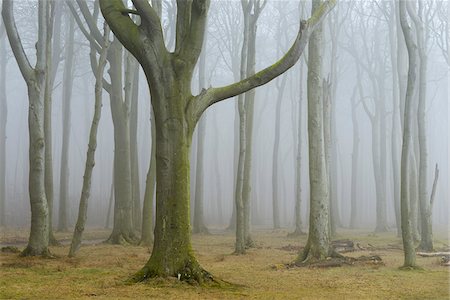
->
[134,88,209,282]
[297,0,332,263]
[58,12,75,232]
[0,23,7,227]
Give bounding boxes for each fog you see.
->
[0,0,448,233]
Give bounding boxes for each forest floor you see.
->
[0,227,449,299]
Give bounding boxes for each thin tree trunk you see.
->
[349,86,359,228]
[58,12,75,232]
[69,24,109,257]
[140,109,156,246]
[408,1,432,251]
[193,115,208,234]
[44,1,58,244]
[193,36,208,234]
[289,62,305,237]
[388,3,402,237]
[105,167,114,229]
[399,0,418,268]
[128,53,141,233]
[272,74,287,230]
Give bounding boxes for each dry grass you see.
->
[1,228,449,299]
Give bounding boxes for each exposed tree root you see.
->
[287,229,306,238]
[399,265,423,271]
[131,258,229,287]
[105,232,139,245]
[20,246,53,258]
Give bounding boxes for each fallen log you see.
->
[332,239,355,253]
[417,252,450,257]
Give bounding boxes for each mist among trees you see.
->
[0,0,448,298]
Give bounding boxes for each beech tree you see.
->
[399,0,418,268]
[296,0,333,263]
[2,0,50,256]
[99,0,335,282]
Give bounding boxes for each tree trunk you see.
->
[388,4,402,237]
[289,62,304,237]
[134,94,209,282]
[44,2,57,244]
[2,0,50,256]
[193,114,208,234]
[399,0,417,268]
[193,39,208,234]
[58,13,75,232]
[23,81,50,256]
[69,25,109,256]
[297,0,332,263]
[128,54,141,233]
[106,39,136,244]
[140,109,156,246]
[349,87,359,228]
[323,78,333,236]
[272,74,287,230]
[408,1,433,251]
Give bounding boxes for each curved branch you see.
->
[189,0,336,121]
[99,0,144,61]
[1,0,34,82]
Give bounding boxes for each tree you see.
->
[297,0,332,263]
[69,23,110,257]
[349,85,359,228]
[398,0,418,268]
[139,0,161,247]
[235,0,266,253]
[58,4,75,233]
[100,0,335,283]
[192,30,209,234]
[407,0,433,251]
[2,0,50,256]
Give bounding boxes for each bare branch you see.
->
[1,0,34,81]
[189,0,336,122]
